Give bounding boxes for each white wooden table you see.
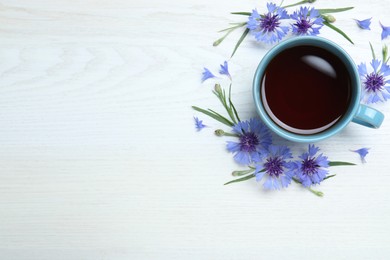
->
[1,0,390,259]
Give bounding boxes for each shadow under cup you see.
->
[253,36,382,143]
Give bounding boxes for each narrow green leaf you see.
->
[192,106,234,127]
[369,42,376,60]
[224,174,255,185]
[231,12,251,16]
[292,178,324,197]
[228,85,241,122]
[323,21,354,44]
[318,7,354,14]
[231,28,250,58]
[232,168,255,176]
[329,161,356,166]
[208,108,235,126]
[213,86,237,124]
[226,85,238,124]
[323,174,336,180]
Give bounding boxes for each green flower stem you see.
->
[282,0,315,9]
[215,129,239,137]
[228,85,241,122]
[292,177,324,197]
[308,188,324,197]
[224,173,255,185]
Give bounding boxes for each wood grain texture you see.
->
[1,0,390,259]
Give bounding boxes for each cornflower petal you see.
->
[219,61,231,80]
[290,7,324,36]
[247,3,289,44]
[358,63,367,76]
[292,144,330,187]
[351,148,370,163]
[226,118,272,165]
[254,145,294,190]
[194,117,206,131]
[355,18,372,30]
[201,68,216,82]
[380,21,390,40]
[359,59,390,103]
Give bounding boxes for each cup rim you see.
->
[252,36,361,143]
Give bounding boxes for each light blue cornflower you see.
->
[255,145,294,190]
[358,59,390,103]
[292,144,330,187]
[290,7,324,36]
[354,18,372,30]
[226,118,272,165]
[247,3,289,44]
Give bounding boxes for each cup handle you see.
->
[351,104,384,128]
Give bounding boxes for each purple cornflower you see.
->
[358,59,390,103]
[380,21,390,40]
[255,145,294,190]
[201,68,216,82]
[355,18,372,30]
[351,148,370,163]
[292,145,330,187]
[219,61,231,80]
[194,117,206,131]
[247,3,289,44]
[226,118,272,165]
[290,7,324,36]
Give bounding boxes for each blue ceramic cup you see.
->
[253,36,384,143]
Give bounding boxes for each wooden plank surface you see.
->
[0,0,390,259]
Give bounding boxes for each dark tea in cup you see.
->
[260,45,352,135]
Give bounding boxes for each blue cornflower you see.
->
[226,118,272,165]
[247,3,289,44]
[354,18,372,30]
[255,145,294,190]
[219,61,231,80]
[358,59,390,103]
[351,148,370,163]
[201,68,216,82]
[290,7,324,36]
[194,116,206,131]
[292,144,329,187]
[380,21,390,40]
